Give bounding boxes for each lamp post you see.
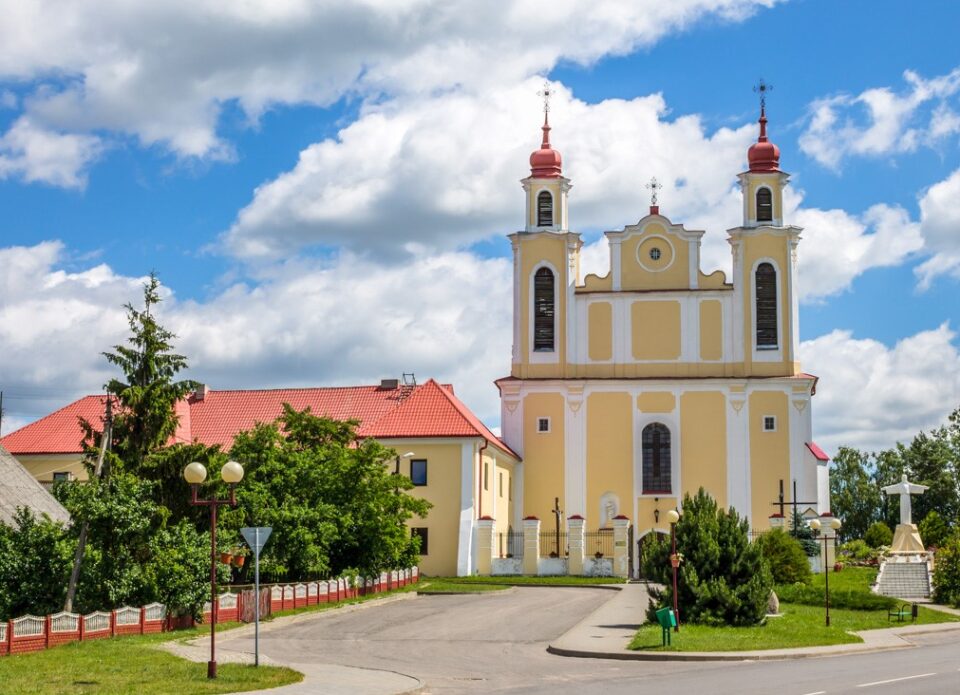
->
[394,451,415,475]
[666,509,680,632]
[184,460,244,679]
[808,517,842,627]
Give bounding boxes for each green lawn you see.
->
[417,579,510,594]
[809,565,877,592]
[0,624,301,695]
[428,575,625,586]
[629,602,959,652]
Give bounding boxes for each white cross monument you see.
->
[881,474,928,553]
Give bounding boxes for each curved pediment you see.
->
[603,213,706,292]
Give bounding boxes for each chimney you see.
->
[193,384,210,401]
[379,378,399,390]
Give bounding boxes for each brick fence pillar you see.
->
[476,516,495,576]
[522,517,540,576]
[567,515,585,576]
[612,515,631,578]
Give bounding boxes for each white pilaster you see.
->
[726,389,750,523]
[564,385,586,518]
[457,441,477,576]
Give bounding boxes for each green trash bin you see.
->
[655,607,676,646]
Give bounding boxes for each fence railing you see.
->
[584,530,615,558]
[0,566,420,658]
[496,531,525,559]
[539,530,568,558]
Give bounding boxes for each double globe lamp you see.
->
[183,460,245,679]
[808,516,842,627]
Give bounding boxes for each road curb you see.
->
[546,642,912,662]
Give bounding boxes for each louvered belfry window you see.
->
[756,187,773,222]
[642,423,671,494]
[537,191,553,227]
[755,262,778,348]
[533,267,555,352]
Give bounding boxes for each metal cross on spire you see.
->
[753,78,773,110]
[537,80,553,115]
[645,176,662,206]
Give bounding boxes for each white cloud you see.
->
[799,67,960,169]
[0,117,102,188]
[802,325,960,453]
[0,0,777,176]
[915,168,960,288]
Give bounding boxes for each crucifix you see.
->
[552,496,563,557]
[881,474,927,526]
[645,176,662,207]
[771,479,818,537]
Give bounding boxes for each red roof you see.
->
[806,441,830,462]
[1,380,518,460]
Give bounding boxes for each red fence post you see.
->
[44,615,51,649]
[110,610,116,637]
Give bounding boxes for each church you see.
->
[495,91,831,569]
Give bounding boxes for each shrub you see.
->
[919,511,950,549]
[755,528,812,584]
[642,488,772,626]
[0,509,73,619]
[775,582,897,610]
[839,539,873,561]
[864,521,893,549]
[933,534,960,607]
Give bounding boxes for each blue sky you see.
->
[0,0,958,452]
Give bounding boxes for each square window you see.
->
[411,527,428,555]
[537,417,551,433]
[52,472,72,482]
[410,459,427,486]
[763,416,777,432]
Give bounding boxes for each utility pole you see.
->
[0,390,4,435]
[64,397,112,612]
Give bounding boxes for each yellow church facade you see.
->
[496,100,830,570]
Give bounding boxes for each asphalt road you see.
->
[219,587,960,694]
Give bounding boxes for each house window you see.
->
[763,416,777,432]
[755,262,778,349]
[499,472,504,497]
[411,527,428,555]
[537,190,553,226]
[52,472,72,482]
[509,478,513,501]
[484,462,489,491]
[537,417,551,433]
[533,268,555,352]
[410,459,427,486]
[641,423,672,495]
[756,187,773,222]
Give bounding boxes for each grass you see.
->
[629,602,960,652]
[428,575,625,586]
[632,565,958,652]
[0,623,302,694]
[417,579,510,594]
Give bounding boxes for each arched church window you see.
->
[537,191,554,227]
[756,187,773,222]
[755,262,778,349]
[641,423,671,494]
[533,267,555,352]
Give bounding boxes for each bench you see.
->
[888,603,917,623]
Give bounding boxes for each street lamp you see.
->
[808,517,842,627]
[184,460,244,679]
[394,451,416,475]
[666,508,680,632]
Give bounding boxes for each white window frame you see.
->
[762,415,778,432]
[536,416,552,434]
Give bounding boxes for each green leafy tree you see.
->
[830,447,881,541]
[755,528,812,584]
[225,405,432,581]
[143,520,224,619]
[864,521,893,548]
[0,509,73,618]
[642,489,772,626]
[919,510,950,549]
[933,532,960,607]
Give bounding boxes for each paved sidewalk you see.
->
[548,583,960,661]
[162,592,423,694]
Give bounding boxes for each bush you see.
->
[839,539,872,561]
[864,521,893,548]
[0,509,73,619]
[755,529,812,584]
[642,488,772,627]
[775,582,897,610]
[919,511,950,549]
[933,534,960,607]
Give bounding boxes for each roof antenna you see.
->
[402,373,417,387]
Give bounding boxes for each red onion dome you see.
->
[529,114,562,178]
[747,106,781,173]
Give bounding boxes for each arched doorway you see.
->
[636,529,670,581]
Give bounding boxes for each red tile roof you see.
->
[1,380,518,460]
[806,441,830,462]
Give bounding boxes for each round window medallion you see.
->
[649,247,662,261]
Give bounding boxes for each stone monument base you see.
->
[889,523,925,554]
